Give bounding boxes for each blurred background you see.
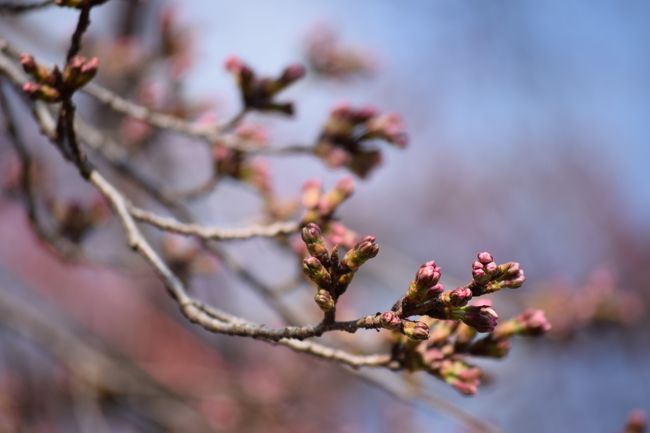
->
[1,1,649,432]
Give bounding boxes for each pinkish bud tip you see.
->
[379,311,401,330]
[22,82,39,93]
[282,64,306,82]
[477,251,493,264]
[224,55,244,72]
[301,223,322,244]
[334,176,355,196]
[461,305,499,333]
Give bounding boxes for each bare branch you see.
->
[0,0,52,14]
[129,204,300,241]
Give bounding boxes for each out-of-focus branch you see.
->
[349,369,499,433]
[0,79,80,258]
[0,0,52,14]
[0,287,216,433]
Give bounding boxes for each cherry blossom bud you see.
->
[496,261,526,289]
[366,113,408,147]
[63,56,99,90]
[301,179,322,209]
[22,82,61,102]
[455,305,499,333]
[494,309,551,338]
[402,320,429,340]
[278,64,306,86]
[439,287,473,307]
[20,54,51,83]
[379,311,401,331]
[319,177,354,215]
[302,256,332,288]
[341,235,379,272]
[438,360,481,396]
[301,223,329,264]
[314,289,335,312]
[415,260,441,291]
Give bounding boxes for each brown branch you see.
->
[0,79,80,258]
[129,205,300,241]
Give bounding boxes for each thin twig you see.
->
[129,205,300,241]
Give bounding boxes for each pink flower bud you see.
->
[280,63,306,83]
[302,256,332,288]
[477,251,493,264]
[516,309,551,336]
[402,320,429,340]
[414,260,441,291]
[314,289,335,312]
[442,287,473,307]
[459,305,499,333]
[224,55,244,73]
[379,311,401,330]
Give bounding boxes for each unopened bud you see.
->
[301,179,322,209]
[63,56,99,90]
[314,289,335,312]
[22,82,61,102]
[439,287,473,307]
[379,311,401,330]
[401,320,429,340]
[341,235,379,272]
[301,223,330,264]
[302,256,332,288]
[455,305,499,333]
[415,260,441,291]
[279,63,306,85]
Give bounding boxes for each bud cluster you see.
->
[301,177,355,226]
[225,56,305,115]
[470,251,525,295]
[300,223,378,314]
[389,305,551,395]
[21,53,99,102]
[315,103,408,178]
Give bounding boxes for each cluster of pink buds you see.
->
[368,251,551,394]
[315,103,408,177]
[301,223,378,314]
[225,56,305,115]
[469,251,526,295]
[21,53,98,102]
[49,197,107,243]
[390,307,551,395]
[54,0,108,8]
